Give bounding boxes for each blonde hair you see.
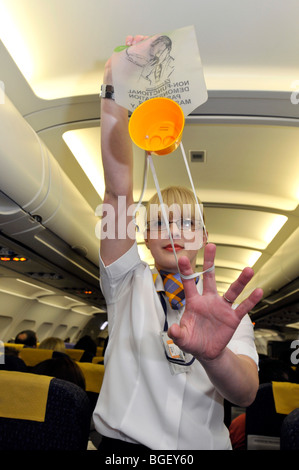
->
[39,337,65,352]
[146,186,205,224]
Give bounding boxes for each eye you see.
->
[157,219,167,229]
[182,219,193,229]
[150,219,166,230]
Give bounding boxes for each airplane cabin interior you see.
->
[0,0,299,452]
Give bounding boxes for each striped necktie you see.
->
[159,271,185,310]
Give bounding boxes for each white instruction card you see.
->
[111,25,208,116]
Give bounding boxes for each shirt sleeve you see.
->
[99,242,143,304]
[227,314,259,366]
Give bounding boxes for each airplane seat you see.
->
[64,348,84,361]
[76,362,105,393]
[4,343,24,351]
[76,362,105,412]
[0,370,92,450]
[280,408,299,450]
[245,381,299,450]
[19,348,54,367]
[92,356,104,364]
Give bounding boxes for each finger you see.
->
[168,323,186,350]
[178,256,198,299]
[125,35,134,46]
[131,35,148,45]
[168,322,182,341]
[235,287,263,320]
[223,267,255,303]
[202,243,218,295]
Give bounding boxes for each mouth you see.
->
[164,244,184,252]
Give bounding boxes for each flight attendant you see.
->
[93,35,263,451]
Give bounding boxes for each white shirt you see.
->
[93,242,258,450]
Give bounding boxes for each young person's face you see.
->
[144,206,205,272]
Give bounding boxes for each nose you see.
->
[169,221,181,239]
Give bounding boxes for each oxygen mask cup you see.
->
[129,97,185,155]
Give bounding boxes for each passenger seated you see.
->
[258,354,295,383]
[96,336,109,364]
[39,337,65,353]
[0,346,27,372]
[74,335,97,362]
[32,355,86,390]
[15,330,37,348]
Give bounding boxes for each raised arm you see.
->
[100,39,137,266]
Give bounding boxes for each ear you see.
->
[203,230,209,246]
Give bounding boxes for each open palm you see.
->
[168,243,263,362]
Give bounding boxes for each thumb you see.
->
[168,323,186,350]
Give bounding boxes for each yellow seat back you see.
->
[76,362,105,393]
[0,370,51,421]
[63,349,84,361]
[19,348,53,367]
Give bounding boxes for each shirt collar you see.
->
[152,267,164,292]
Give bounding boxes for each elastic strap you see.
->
[147,150,214,280]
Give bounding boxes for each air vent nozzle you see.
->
[189,150,206,163]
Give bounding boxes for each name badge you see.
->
[160,331,194,375]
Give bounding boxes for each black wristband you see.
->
[100,84,115,100]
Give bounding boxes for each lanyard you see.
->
[158,291,195,367]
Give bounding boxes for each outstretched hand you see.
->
[168,243,263,362]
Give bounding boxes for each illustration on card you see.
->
[111,26,208,116]
[125,35,175,87]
